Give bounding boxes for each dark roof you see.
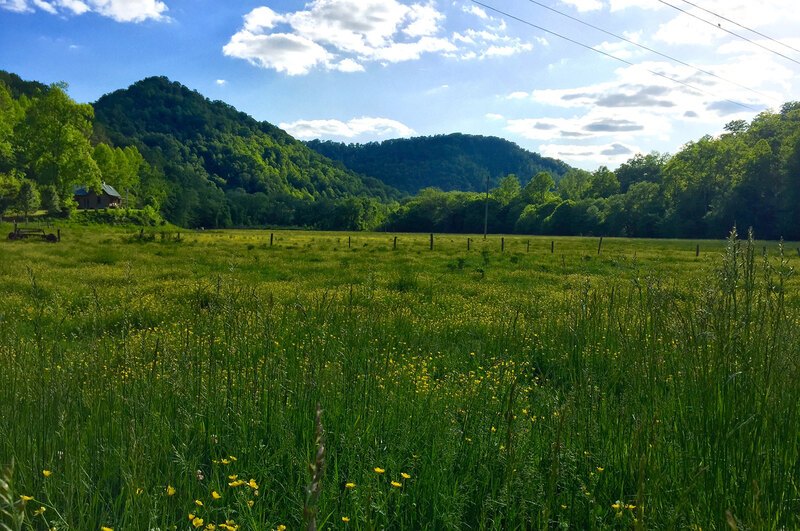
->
[73,183,121,198]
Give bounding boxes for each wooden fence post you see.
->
[467,238,471,251]
[527,240,530,253]
[430,233,434,251]
[270,233,274,246]
[696,244,700,257]
[393,236,397,250]
[551,240,554,254]
[348,236,351,249]
[598,236,603,255]
[501,237,505,252]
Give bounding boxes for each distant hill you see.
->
[0,70,48,99]
[306,134,572,194]
[93,77,400,227]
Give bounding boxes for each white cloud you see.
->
[215,79,227,86]
[279,116,416,139]
[223,32,332,75]
[224,0,533,75]
[1,0,167,21]
[462,5,488,19]
[538,141,640,165]
[485,113,504,120]
[0,0,32,12]
[559,0,603,12]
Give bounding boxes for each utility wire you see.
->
[471,0,759,111]
[525,0,778,105]
[657,0,800,67]
[675,0,800,57]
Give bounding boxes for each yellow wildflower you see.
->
[189,513,196,521]
[247,479,258,489]
[277,526,286,531]
[229,479,246,487]
[247,500,254,508]
[345,482,356,489]
[101,527,113,531]
[400,472,411,479]
[192,517,204,528]
[20,495,33,502]
[212,490,222,500]
[596,467,604,473]
[373,467,385,474]
[33,506,46,516]
[228,474,238,480]
[42,470,52,478]
[391,481,402,488]
[341,516,350,523]
[611,501,622,510]
[195,499,204,506]
[166,485,176,496]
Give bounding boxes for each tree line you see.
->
[385,105,800,240]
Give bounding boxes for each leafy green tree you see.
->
[524,171,554,204]
[15,178,39,221]
[615,152,667,193]
[15,83,100,208]
[586,166,620,198]
[39,184,61,216]
[0,81,23,173]
[492,174,521,205]
[0,171,22,216]
[557,168,591,200]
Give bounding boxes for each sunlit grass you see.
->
[1,223,798,529]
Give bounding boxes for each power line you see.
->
[470,0,760,111]
[657,0,800,67]
[675,0,800,57]
[524,0,778,105]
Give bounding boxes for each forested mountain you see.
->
[93,77,400,228]
[306,134,571,194]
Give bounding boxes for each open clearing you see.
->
[1,225,799,530]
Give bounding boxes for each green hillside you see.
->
[92,76,400,228]
[306,134,572,194]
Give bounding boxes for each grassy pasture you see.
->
[1,224,799,530]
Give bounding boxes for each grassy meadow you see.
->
[1,223,799,530]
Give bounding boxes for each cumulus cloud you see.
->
[224,0,533,75]
[279,116,416,139]
[1,0,168,21]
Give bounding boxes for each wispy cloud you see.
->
[1,0,168,22]
[279,116,416,139]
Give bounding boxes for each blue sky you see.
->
[1,0,798,170]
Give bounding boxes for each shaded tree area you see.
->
[386,104,800,240]
[306,134,572,194]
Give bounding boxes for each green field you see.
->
[1,224,799,530]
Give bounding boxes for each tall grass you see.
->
[0,226,797,529]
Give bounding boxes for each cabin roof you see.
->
[73,183,122,198]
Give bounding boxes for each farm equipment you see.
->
[7,224,59,242]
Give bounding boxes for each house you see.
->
[74,183,122,210]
